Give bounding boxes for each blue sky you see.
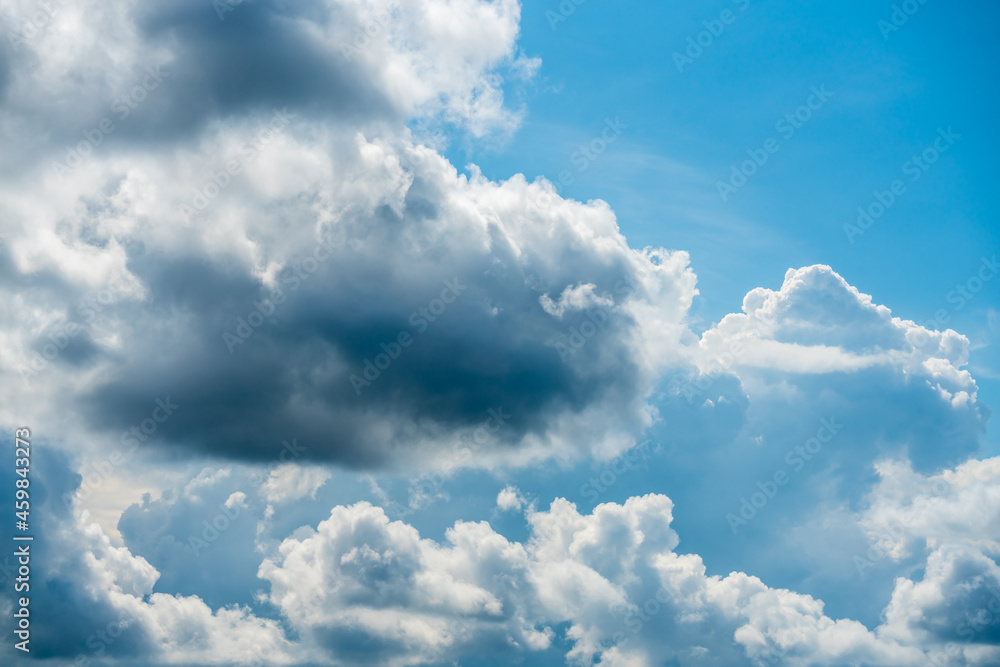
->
[1,1,999,666]
[451,0,1000,452]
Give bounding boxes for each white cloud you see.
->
[496,484,525,511]
[262,464,332,504]
[257,494,943,666]
[0,127,697,471]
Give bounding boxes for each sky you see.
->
[0,1,998,666]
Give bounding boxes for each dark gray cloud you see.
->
[122,0,393,138]
[76,215,647,467]
[0,2,393,172]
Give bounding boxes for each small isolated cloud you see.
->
[263,464,332,504]
[496,485,525,511]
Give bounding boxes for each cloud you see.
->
[496,484,525,511]
[0,448,293,666]
[2,130,697,470]
[854,457,1000,664]
[263,464,331,504]
[0,0,698,472]
[1,0,997,664]
[259,500,545,666]
[858,456,1000,564]
[690,264,988,472]
[0,0,532,168]
[257,494,939,666]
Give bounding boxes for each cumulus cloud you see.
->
[4,404,997,667]
[0,449,294,666]
[852,457,1000,665]
[858,456,1000,564]
[1,130,696,470]
[257,494,942,666]
[0,0,533,164]
[1,0,996,664]
[0,0,698,472]
[496,484,526,511]
[678,264,988,478]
